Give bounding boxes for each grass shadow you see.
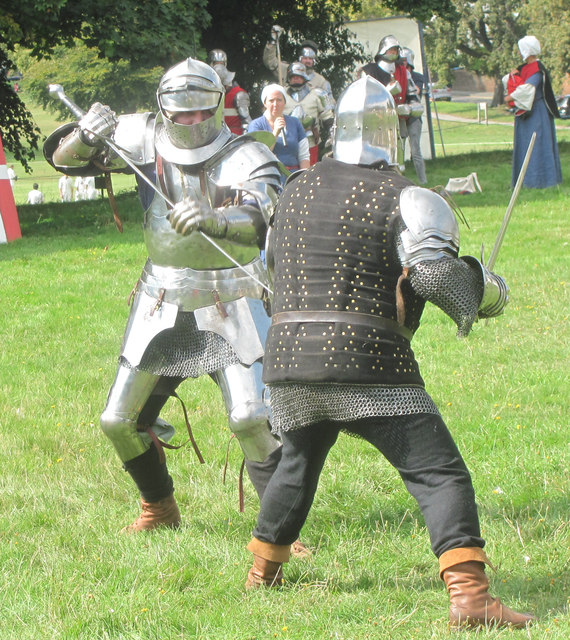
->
[15,191,143,237]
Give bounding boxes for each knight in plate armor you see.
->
[208,49,252,135]
[44,58,284,532]
[243,76,533,629]
[283,61,334,165]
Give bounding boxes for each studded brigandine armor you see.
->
[263,157,506,432]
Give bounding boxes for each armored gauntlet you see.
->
[168,197,228,238]
[78,103,118,147]
[461,256,509,319]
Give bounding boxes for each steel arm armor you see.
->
[44,113,156,175]
[216,179,278,247]
[398,186,508,336]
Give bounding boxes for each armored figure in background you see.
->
[283,61,334,165]
[359,35,415,167]
[263,26,334,103]
[44,58,283,531]
[244,75,533,630]
[208,49,252,135]
[400,47,427,184]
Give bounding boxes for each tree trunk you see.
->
[491,77,504,108]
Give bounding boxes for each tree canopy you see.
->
[2,0,540,171]
[424,0,569,106]
[201,0,366,106]
[14,41,164,120]
[1,0,210,170]
[519,0,570,93]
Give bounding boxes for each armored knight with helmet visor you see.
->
[44,57,284,532]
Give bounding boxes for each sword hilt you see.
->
[48,84,86,119]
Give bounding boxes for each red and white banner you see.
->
[0,132,22,243]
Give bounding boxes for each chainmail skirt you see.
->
[121,311,241,377]
[268,382,440,433]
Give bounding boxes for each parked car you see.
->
[427,83,452,101]
[556,95,569,119]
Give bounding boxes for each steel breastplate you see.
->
[143,163,259,270]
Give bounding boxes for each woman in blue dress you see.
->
[249,84,310,181]
[506,36,562,189]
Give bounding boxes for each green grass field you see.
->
[0,99,568,639]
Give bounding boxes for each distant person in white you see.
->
[58,174,73,202]
[7,164,17,188]
[84,175,98,200]
[74,175,86,201]
[27,183,44,204]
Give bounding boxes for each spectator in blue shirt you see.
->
[249,84,310,180]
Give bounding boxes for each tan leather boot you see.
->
[443,561,534,629]
[245,538,291,589]
[121,493,181,533]
[246,555,284,589]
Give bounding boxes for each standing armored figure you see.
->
[44,58,283,531]
[283,62,334,165]
[359,35,412,166]
[263,26,334,103]
[244,76,534,630]
[400,47,427,184]
[208,49,253,135]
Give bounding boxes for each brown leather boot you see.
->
[121,493,181,533]
[246,555,284,589]
[443,561,534,629]
[245,538,291,589]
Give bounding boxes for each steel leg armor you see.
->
[45,58,284,493]
[212,360,280,462]
[100,363,170,462]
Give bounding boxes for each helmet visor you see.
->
[159,76,221,113]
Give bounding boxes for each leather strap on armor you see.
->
[104,171,123,233]
[222,435,247,512]
[141,392,205,464]
[272,311,413,341]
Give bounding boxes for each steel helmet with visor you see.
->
[375,35,402,63]
[156,58,228,163]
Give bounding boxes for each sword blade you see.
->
[486,131,536,270]
[49,85,273,294]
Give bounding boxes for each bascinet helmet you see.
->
[298,39,318,66]
[332,75,398,167]
[401,47,415,68]
[375,35,401,63]
[287,61,310,83]
[207,49,228,66]
[156,57,229,165]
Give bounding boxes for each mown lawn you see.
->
[1,101,568,639]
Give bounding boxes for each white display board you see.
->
[344,17,434,160]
